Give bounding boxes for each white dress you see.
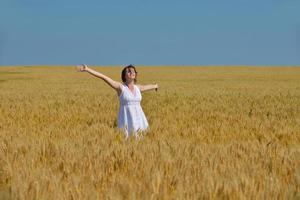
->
[118,84,149,136]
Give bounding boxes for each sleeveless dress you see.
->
[118,84,149,136]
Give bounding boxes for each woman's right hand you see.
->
[76,64,88,72]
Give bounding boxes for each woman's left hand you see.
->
[76,64,88,72]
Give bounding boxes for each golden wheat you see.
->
[0,66,299,199]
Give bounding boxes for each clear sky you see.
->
[0,0,299,66]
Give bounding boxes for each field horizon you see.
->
[0,66,299,199]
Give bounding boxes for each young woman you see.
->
[77,64,158,137]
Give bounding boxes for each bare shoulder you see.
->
[136,84,144,91]
[117,83,125,96]
[115,81,123,88]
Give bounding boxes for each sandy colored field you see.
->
[0,66,300,199]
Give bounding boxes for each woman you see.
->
[77,64,158,137]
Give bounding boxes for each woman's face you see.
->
[125,67,136,82]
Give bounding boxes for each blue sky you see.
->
[0,0,299,66]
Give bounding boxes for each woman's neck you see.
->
[125,81,134,87]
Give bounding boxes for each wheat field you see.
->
[0,66,299,199]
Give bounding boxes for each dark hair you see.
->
[121,65,138,83]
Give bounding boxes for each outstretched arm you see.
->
[137,84,158,92]
[77,64,122,93]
